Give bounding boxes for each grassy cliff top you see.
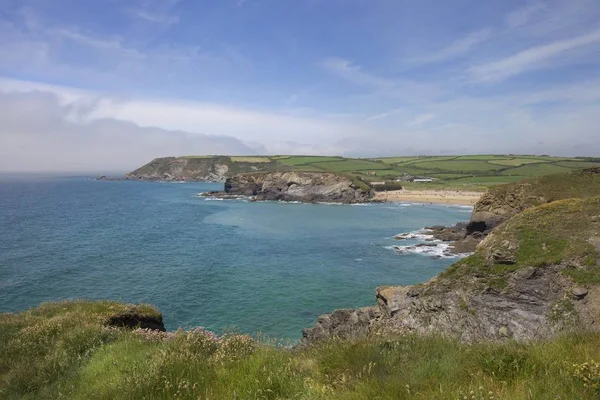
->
[475,167,600,211]
[4,300,600,398]
[129,155,600,190]
[445,196,600,285]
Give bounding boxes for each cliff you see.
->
[304,196,600,343]
[210,171,374,203]
[421,167,600,253]
[304,170,600,344]
[124,157,233,182]
[468,167,600,233]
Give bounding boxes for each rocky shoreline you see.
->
[206,171,374,204]
[303,168,600,345]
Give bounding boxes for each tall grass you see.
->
[2,301,600,399]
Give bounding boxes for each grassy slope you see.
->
[478,167,600,211]
[444,169,600,285]
[160,154,600,190]
[444,196,600,286]
[4,301,600,399]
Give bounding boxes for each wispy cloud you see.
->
[129,9,179,25]
[415,29,492,63]
[407,113,435,127]
[237,0,248,7]
[469,28,600,82]
[505,2,547,28]
[321,58,394,90]
[364,108,403,122]
[321,58,444,101]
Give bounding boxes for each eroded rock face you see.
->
[301,307,380,343]
[302,266,600,344]
[468,189,533,233]
[125,157,230,182]
[218,172,374,203]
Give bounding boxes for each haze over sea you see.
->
[0,176,470,340]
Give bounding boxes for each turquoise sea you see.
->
[0,176,471,340]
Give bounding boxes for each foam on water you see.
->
[386,228,471,259]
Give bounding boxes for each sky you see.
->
[0,0,599,172]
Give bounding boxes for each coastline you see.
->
[374,189,482,206]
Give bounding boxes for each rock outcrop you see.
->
[303,196,600,344]
[106,305,166,332]
[207,171,374,204]
[420,168,600,254]
[467,167,600,234]
[125,157,231,182]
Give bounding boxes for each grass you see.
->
[500,163,572,176]
[5,300,600,399]
[451,175,529,185]
[443,196,600,284]
[374,157,425,164]
[482,168,600,210]
[557,161,600,169]
[487,158,548,166]
[310,160,390,172]
[356,169,399,177]
[278,156,344,166]
[229,157,273,163]
[136,154,596,190]
[406,160,505,173]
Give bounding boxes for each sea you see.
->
[0,175,472,340]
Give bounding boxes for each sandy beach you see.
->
[374,189,482,206]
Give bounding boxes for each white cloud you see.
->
[364,108,403,122]
[505,2,547,28]
[416,29,492,63]
[321,58,444,101]
[0,78,369,170]
[407,113,435,127]
[321,58,393,91]
[129,9,179,25]
[469,28,600,82]
[0,91,258,172]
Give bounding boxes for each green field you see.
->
[175,154,600,190]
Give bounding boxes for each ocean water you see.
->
[0,176,471,340]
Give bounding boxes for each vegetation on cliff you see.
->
[446,196,600,284]
[304,169,600,345]
[5,301,600,399]
[125,155,600,190]
[469,167,600,231]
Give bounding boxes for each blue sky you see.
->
[0,0,599,171]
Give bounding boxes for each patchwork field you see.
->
[208,155,600,190]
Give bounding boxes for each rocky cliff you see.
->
[420,168,600,254]
[468,167,600,233]
[304,194,600,344]
[125,157,231,182]
[209,171,374,204]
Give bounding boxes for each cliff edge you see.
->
[125,157,236,182]
[304,171,600,344]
